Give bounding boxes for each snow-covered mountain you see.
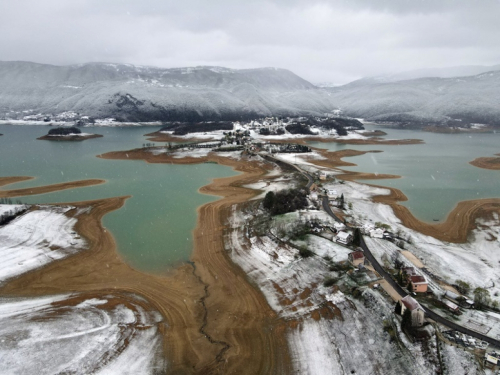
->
[0,61,337,122]
[328,70,500,126]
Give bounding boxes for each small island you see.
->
[469,153,500,170]
[37,127,103,141]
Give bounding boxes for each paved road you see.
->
[267,153,500,347]
[359,236,500,348]
[321,196,343,223]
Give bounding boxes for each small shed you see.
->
[443,299,460,313]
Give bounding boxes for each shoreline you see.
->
[0,178,106,198]
[37,134,103,141]
[145,129,423,146]
[305,149,500,243]
[469,153,500,170]
[0,176,34,188]
[0,153,292,373]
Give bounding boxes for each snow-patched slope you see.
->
[227,207,435,375]
[0,61,336,122]
[0,205,85,283]
[0,294,165,374]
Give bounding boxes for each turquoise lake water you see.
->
[0,125,237,273]
[308,124,500,222]
[1,124,499,272]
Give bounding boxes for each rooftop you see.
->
[410,275,427,284]
[401,295,422,311]
[350,251,364,260]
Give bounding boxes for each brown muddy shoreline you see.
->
[37,134,103,141]
[469,153,500,170]
[307,150,500,243]
[0,178,105,198]
[0,151,292,374]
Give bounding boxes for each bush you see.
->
[298,246,314,258]
[323,277,337,287]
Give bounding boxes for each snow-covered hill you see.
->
[0,61,336,122]
[328,70,500,126]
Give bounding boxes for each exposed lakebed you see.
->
[308,124,500,222]
[0,124,237,273]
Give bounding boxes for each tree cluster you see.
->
[48,127,81,135]
[160,122,234,135]
[0,207,28,226]
[285,123,315,135]
[262,189,308,216]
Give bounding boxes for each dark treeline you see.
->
[285,123,315,135]
[263,189,308,215]
[160,122,234,135]
[48,127,81,135]
[0,208,28,226]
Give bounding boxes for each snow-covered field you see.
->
[321,179,500,303]
[226,205,450,374]
[0,205,86,284]
[0,293,165,374]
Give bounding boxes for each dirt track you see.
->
[1,150,292,374]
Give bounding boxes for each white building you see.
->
[336,231,352,245]
[369,228,384,238]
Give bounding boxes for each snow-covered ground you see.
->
[226,205,446,374]
[321,179,500,303]
[0,293,165,374]
[0,205,86,284]
[0,204,27,217]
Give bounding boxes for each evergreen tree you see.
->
[394,301,402,315]
[402,308,412,331]
[352,228,361,246]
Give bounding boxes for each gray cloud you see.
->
[1,0,499,84]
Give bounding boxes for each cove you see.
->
[0,125,237,273]
[308,125,500,223]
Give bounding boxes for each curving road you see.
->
[267,153,500,348]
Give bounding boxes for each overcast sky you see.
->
[1,0,499,84]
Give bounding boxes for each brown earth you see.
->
[306,149,500,243]
[469,153,500,170]
[0,178,106,198]
[1,149,292,374]
[0,176,34,188]
[37,134,103,141]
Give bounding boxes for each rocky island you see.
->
[37,126,102,141]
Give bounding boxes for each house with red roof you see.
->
[400,295,425,327]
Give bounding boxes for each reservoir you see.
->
[0,125,237,273]
[308,125,500,223]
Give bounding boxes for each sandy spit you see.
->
[0,178,106,198]
[0,176,34,188]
